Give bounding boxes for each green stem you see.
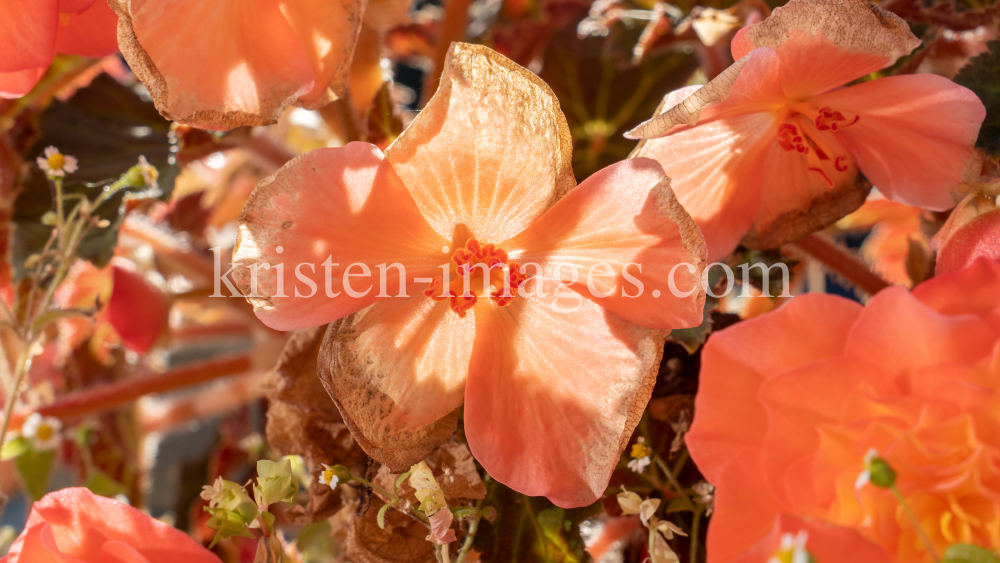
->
[53,178,65,250]
[653,455,693,508]
[455,515,480,563]
[348,474,396,504]
[0,343,35,457]
[689,508,703,563]
[522,498,552,563]
[455,500,484,563]
[891,485,940,562]
[672,450,689,478]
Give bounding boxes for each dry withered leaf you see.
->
[345,497,436,563]
[262,326,368,523]
[373,440,487,504]
[647,394,694,424]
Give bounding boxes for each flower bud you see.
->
[868,457,897,489]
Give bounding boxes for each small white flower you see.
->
[36,146,78,178]
[767,531,810,563]
[318,464,339,490]
[21,413,62,451]
[628,455,651,473]
[855,448,879,490]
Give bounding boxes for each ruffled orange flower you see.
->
[628,0,985,262]
[232,44,707,507]
[0,0,119,98]
[1,487,222,563]
[108,0,367,130]
[687,259,1000,562]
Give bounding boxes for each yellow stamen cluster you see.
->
[47,153,66,171]
[631,442,652,459]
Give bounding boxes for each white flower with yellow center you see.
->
[318,464,339,490]
[767,531,811,563]
[22,413,62,451]
[36,146,78,178]
[627,436,652,474]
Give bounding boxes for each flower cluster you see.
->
[688,259,1000,560]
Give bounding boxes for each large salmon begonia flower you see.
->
[628,0,986,262]
[232,43,707,508]
[1,487,223,563]
[687,258,1000,562]
[108,0,368,131]
[0,0,119,99]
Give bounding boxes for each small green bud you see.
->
[869,457,897,488]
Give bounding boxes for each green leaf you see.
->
[955,41,1000,157]
[944,544,1000,563]
[0,437,29,461]
[15,446,54,501]
[85,469,126,498]
[12,74,177,281]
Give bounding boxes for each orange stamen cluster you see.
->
[424,239,529,317]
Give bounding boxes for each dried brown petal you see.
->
[742,175,871,250]
[735,0,918,61]
[345,497,437,563]
[373,440,486,504]
[262,327,368,523]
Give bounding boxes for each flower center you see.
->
[36,424,53,441]
[424,238,528,317]
[47,154,65,171]
[768,532,812,563]
[776,103,860,188]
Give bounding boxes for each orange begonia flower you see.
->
[932,193,1000,276]
[108,0,368,131]
[1,487,222,563]
[687,258,1000,562]
[628,0,985,262]
[232,44,707,507]
[838,195,927,287]
[0,0,119,98]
